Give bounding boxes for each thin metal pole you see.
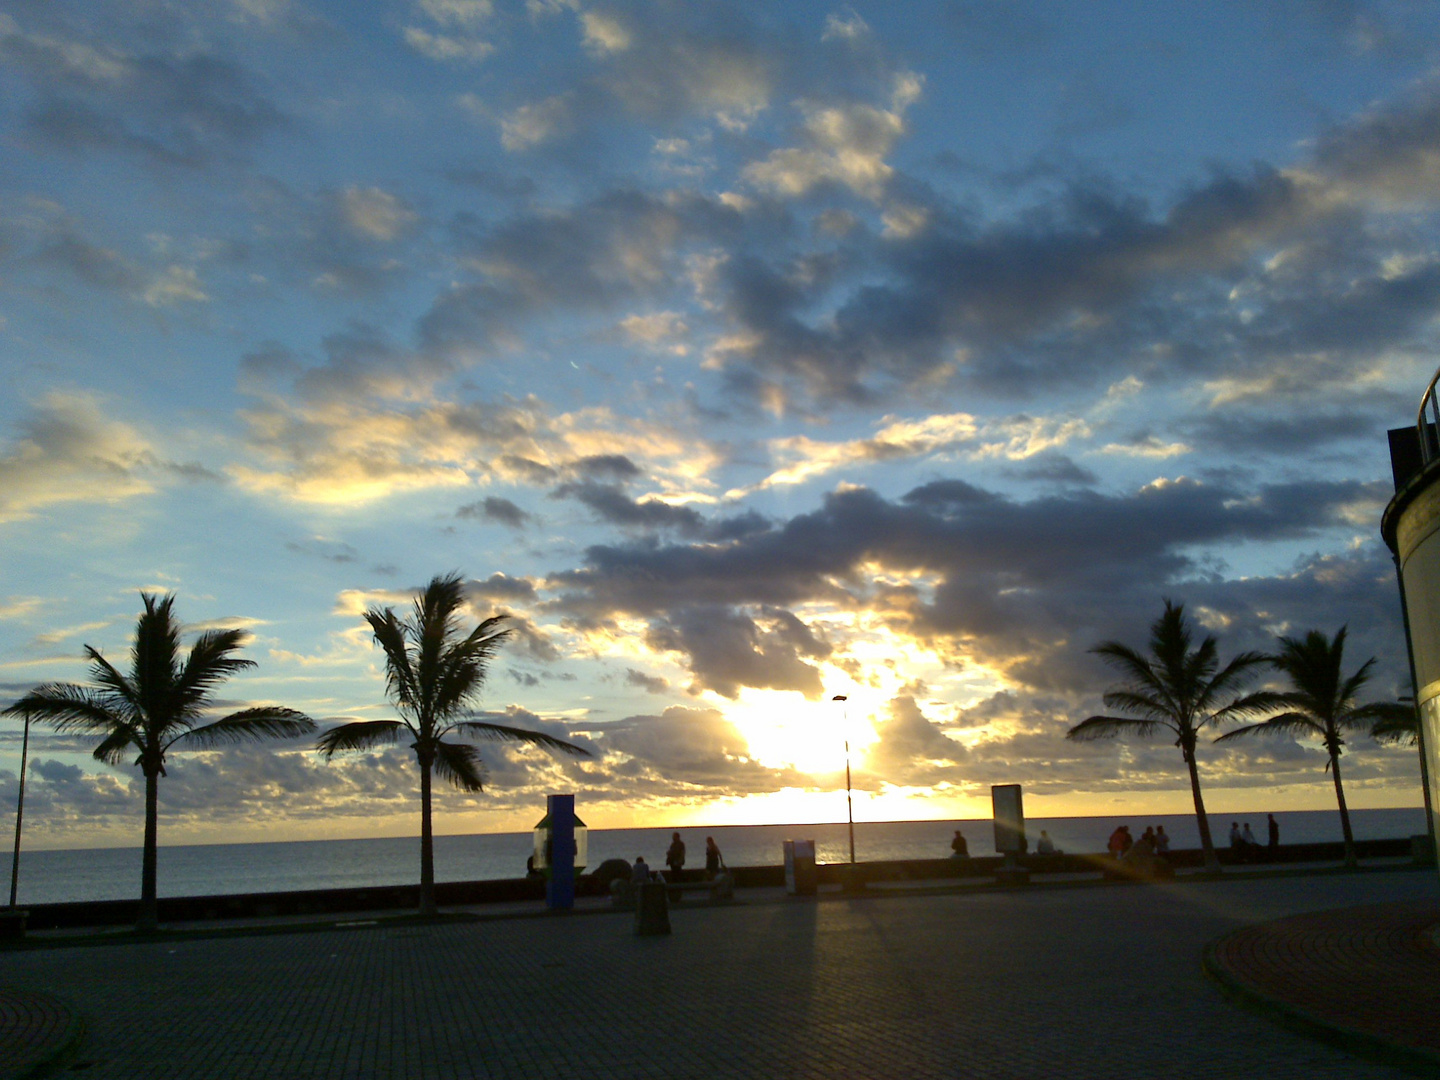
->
[845,736,854,864]
[1392,554,1436,851]
[832,694,855,864]
[10,709,30,910]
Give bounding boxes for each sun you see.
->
[721,686,880,775]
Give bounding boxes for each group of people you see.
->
[1107,824,1171,859]
[1229,815,1280,862]
[630,833,726,883]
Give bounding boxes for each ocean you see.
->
[5,807,1428,906]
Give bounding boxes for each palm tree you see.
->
[1067,600,1278,872]
[317,572,589,916]
[2,594,316,931]
[1217,627,1410,868]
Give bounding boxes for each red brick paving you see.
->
[1207,900,1440,1057]
[0,986,81,1078]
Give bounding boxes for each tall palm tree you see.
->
[1067,600,1278,872]
[317,572,589,916]
[1217,627,1410,868]
[2,594,315,931]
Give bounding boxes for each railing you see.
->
[1419,364,1440,464]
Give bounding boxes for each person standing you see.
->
[1107,825,1127,859]
[666,832,686,880]
[704,836,724,879]
[1154,826,1170,854]
[1267,813,1280,855]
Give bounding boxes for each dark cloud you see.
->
[548,473,1392,695]
[1000,454,1098,485]
[467,573,538,605]
[625,667,669,694]
[645,605,830,699]
[457,497,534,529]
[552,480,708,534]
[2,18,287,167]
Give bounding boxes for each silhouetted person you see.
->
[526,854,543,878]
[666,832,686,880]
[1267,814,1280,854]
[951,830,969,858]
[1036,830,1060,855]
[1154,826,1170,854]
[1120,826,1133,855]
[1229,821,1242,851]
[1107,825,1127,859]
[631,856,651,885]
[705,836,723,879]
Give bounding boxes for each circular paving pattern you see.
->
[1206,899,1440,1066]
[0,986,82,1078]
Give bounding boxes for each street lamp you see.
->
[832,694,854,864]
[9,707,30,910]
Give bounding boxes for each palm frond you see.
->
[432,738,488,792]
[93,726,138,766]
[364,607,419,715]
[1194,651,1270,711]
[1372,707,1420,745]
[1099,689,1174,724]
[1214,711,1322,742]
[1066,715,1166,741]
[448,719,591,756]
[84,648,139,709]
[1205,688,1288,726]
[316,719,405,757]
[173,707,317,749]
[1344,700,1413,730]
[432,616,512,718]
[5,684,132,735]
[131,593,181,717]
[176,629,257,713]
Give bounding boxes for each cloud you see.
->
[743,76,921,201]
[457,496,534,528]
[339,187,418,242]
[547,473,1393,697]
[0,394,157,523]
[1,14,286,167]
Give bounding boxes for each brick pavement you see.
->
[1206,898,1440,1069]
[0,986,82,1077]
[1,870,1436,1079]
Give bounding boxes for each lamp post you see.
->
[832,694,854,864]
[10,707,30,910]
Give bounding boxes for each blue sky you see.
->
[1,0,1436,849]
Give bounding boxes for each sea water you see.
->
[4,807,1428,906]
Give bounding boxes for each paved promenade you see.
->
[2,869,1435,1079]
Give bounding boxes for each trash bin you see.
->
[784,839,817,896]
[634,881,671,935]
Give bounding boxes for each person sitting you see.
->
[1154,826,1170,855]
[631,856,652,885]
[1241,823,1261,862]
[1035,830,1060,855]
[950,829,970,858]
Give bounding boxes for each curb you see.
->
[1202,935,1440,1079]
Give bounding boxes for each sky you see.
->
[1,0,1437,851]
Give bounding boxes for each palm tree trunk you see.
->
[1331,751,1357,869]
[139,768,159,932]
[419,758,436,916]
[1185,748,1221,873]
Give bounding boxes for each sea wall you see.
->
[16,837,1417,931]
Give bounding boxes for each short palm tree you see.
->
[2,594,315,931]
[1067,600,1279,872]
[317,572,589,916]
[1217,627,1410,868]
